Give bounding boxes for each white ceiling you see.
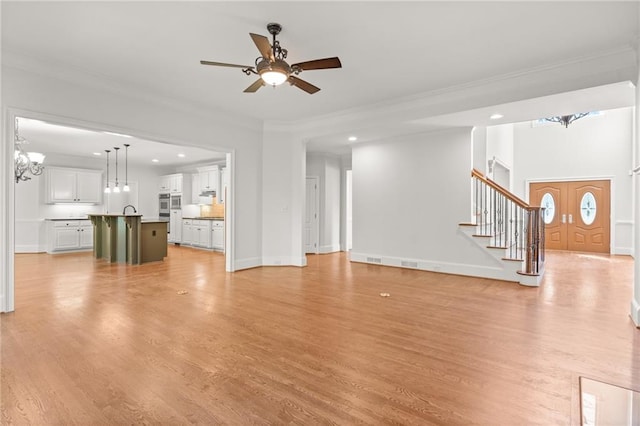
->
[3,1,639,156]
[15,118,226,167]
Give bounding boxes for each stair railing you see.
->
[471,169,545,275]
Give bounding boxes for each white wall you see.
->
[2,63,263,286]
[262,124,306,266]
[472,126,487,174]
[306,153,341,253]
[512,107,634,254]
[486,123,515,190]
[487,123,514,169]
[351,128,496,276]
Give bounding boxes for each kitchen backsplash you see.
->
[199,197,224,218]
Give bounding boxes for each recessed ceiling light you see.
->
[348,136,357,142]
[490,113,504,120]
[104,131,132,138]
[93,152,102,156]
[177,153,185,158]
[151,159,159,163]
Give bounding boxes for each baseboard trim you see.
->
[262,256,307,267]
[349,252,519,283]
[15,245,45,253]
[234,257,262,271]
[631,298,640,328]
[613,247,633,256]
[319,244,341,254]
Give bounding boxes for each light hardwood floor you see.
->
[2,247,639,424]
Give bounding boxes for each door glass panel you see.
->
[541,192,555,224]
[580,192,597,225]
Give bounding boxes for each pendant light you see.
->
[123,143,130,192]
[104,149,111,193]
[113,147,120,193]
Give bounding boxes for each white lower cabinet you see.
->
[182,219,194,246]
[181,219,223,250]
[192,220,211,248]
[47,220,93,253]
[169,210,182,243]
[211,220,224,251]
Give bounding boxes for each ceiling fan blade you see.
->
[249,33,274,61]
[288,76,320,94]
[200,60,254,70]
[291,57,342,71]
[243,79,264,93]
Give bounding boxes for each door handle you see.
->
[568,214,573,224]
[562,214,566,224]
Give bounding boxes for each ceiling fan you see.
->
[200,23,342,94]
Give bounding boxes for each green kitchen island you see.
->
[88,214,167,264]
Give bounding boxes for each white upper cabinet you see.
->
[159,173,189,195]
[159,175,171,192]
[219,167,228,204]
[45,167,103,204]
[198,166,219,193]
[191,173,200,204]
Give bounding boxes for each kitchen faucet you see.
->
[122,205,137,215]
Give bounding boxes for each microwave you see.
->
[170,194,182,210]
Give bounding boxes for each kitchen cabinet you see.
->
[191,174,200,204]
[169,209,182,243]
[46,220,93,253]
[181,219,213,249]
[159,173,191,195]
[197,166,219,193]
[192,220,211,248]
[45,167,103,204]
[218,167,228,204]
[159,175,171,192]
[211,220,224,251]
[182,219,194,245]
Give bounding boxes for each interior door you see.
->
[305,177,319,254]
[529,180,610,253]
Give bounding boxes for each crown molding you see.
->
[2,50,263,133]
[290,44,638,139]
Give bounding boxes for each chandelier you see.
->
[14,118,45,183]
[543,112,590,128]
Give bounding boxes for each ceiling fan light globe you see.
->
[261,70,288,86]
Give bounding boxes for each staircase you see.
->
[459,169,545,286]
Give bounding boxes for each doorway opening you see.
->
[8,109,235,312]
[345,169,352,251]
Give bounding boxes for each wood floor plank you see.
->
[2,247,638,424]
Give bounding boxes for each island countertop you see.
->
[88,214,167,264]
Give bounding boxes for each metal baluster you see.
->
[507,200,512,258]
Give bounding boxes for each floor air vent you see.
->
[366,257,382,264]
[401,260,418,268]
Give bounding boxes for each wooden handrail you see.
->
[471,169,531,210]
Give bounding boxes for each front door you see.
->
[529,180,610,253]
